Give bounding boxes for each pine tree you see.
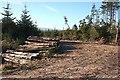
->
[1,4,14,19]
[91,4,96,24]
[64,16,70,29]
[101,1,120,24]
[101,1,120,43]
[17,5,38,41]
[95,9,101,25]
[72,24,78,40]
[86,15,92,25]
[89,26,99,41]
[1,3,16,39]
[80,26,90,41]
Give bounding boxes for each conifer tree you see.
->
[1,3,16,39]
[89,26,99,41]
[64,16,70,29]
[17,5,38,41]
[101,1,120,24]
[91,4,96,24]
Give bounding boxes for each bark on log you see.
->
[15,44,56,52]
[25,41,50,46]
[18,44,50,48]
[16,45,50,52]
[3,36,60,64]
[6,50,14,53]
[27,36,59,42]
[4,57,30,64]
[3,52,39,64]
[25,41,58,47]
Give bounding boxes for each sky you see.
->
[0,1,119,30]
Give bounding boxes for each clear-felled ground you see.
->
[2,41,119,79]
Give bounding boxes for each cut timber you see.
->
[3,52,39,64]
[16,45,50,52]
[6,50,14,53]
[27,36,59,42]
[3,54,20,63]
[18,45,50,48]
[25,41,50,46]
[39,51,49,53]
[3,36,60,64]
[13,51,29,55]
[42,37,59,41]
[4,57,30,64]
[3,52,39,59]
[4,58,19,63]
[25,41,58,47]
[16,47,55,52]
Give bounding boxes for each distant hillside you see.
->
[38,27,62,31]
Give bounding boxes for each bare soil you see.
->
[1,41,119,79]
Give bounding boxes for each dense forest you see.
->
[1,1,120,53]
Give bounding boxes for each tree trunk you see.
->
[115,27,118,43]
[67,23,70,29]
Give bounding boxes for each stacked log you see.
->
[3,51,39,64]
[2,36,60,64]
[27,36,59,41]
[16,36,59,52]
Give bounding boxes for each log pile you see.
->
[2,36,60,64]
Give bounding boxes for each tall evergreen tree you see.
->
[95,9,101,25]
[1,3,16,39]
[101,1,120,24]
[17,5,38,41]
[64,16,70,29]
[91,4,96,24]
[1,4,14,19]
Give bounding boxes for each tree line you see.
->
[1,1,120,52]
[1,4,40,52]
[62,1,120,43]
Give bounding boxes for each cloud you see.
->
[44,5,58,13]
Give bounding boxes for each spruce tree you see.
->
[1,3,16,39]
[17,5,38,41]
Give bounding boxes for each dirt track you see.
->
[2,41,119,79]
